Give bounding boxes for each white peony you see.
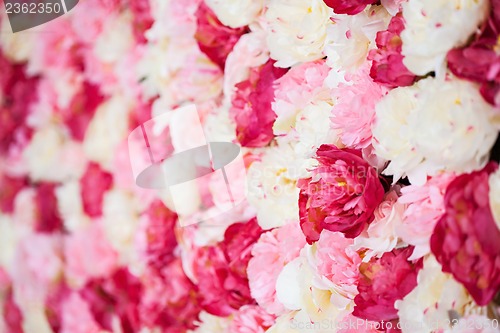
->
[55,181,90,233]
[83,95,132,170]
[187,311,232,333]
[396,256,479,333]
[373,76,499,185]
[325,6,390,73]
[93,12,134,64]
[24,124,86,182]
[489,168,500,232]
[205,0,263,28]
[247,142,311,229]
[264,0,332,67]
[401,0,489,75]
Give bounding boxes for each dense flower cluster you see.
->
[1,0,500,332]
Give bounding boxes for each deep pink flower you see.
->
[323,0,378,15]
[195,2,247,70]
[128,0,154,43]
[298,144,385,243]
[3,290,23,333]
[230,60,288,147]
[140,259,201,331]
[80,162,113,218]
[447,0,500,106]
[35,182,63,233]
[430,162,500,306]
[62,82,104,142]
[0,173,27,214]
[193,218,263,316]
[353,246,423,323]
[80,268,143,333]
[368,14,417,88]
[140,200,178,274]
[0,55,38,154]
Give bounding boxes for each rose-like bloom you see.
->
[264,0,331,68]
[313,231,362,301]
[195,2,247,70]
[353,188,405,261]
[430,162,500,306]
[192,218,263,316]
[490,168,500,231]
[323,0,377,15]
[368,14,416,88]
[230,60,287,147]
[298,144,385,243]
[396,173,455,259]
[247,222,306,315]
[228,305,275,333]
[205,0,263,28]
[330,64,387,149]
[80,162,113,218]
[373,76,499,185]
[447,0,500,106]
[395,256,476,333]
[353,246,423,323]
[401,0,489,75]
[324,7,390,73]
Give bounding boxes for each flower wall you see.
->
[1,0,500,332]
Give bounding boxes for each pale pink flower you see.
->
[61,292,102,333]
[64,221,117,287]
[331,64,387,149]
[396,173,455,259]
[228,305,276,333]
[247,222,306,315]
[315,231,362,300]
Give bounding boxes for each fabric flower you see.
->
[230,60,287,147]
[368,14,417,88]
[353,246,423,323]
[401,0,489,75]
[298,144,385,243]
[247,222,306,315]
[323,0,377,15]
[264,0,331,67]
[430,162,500,306]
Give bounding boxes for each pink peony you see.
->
[128,0,154,44]
[230,60,288,147]
[195,2,247,70]
[396,173,455,259]
[298,144,385,243]
[368,14,417,88]
[331,64,387,149]
[247,222,306,315]
[64,221,117,287]
[80,268,143,333]
[353,246,422,323]
[430,162,500,306]
[61,292,102,333]
[228,305,276,333]
[193,218,263,316]
[315,231,362,299]
[0,173,27,214]
[139,200,178,274]
[323,0,378,15]
[34,182,64,233]
[3,290,23,333]
[139,259,201,331]
[447,0,500,106]
[80,162,113,218]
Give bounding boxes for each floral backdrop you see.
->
[1,0,500,332]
